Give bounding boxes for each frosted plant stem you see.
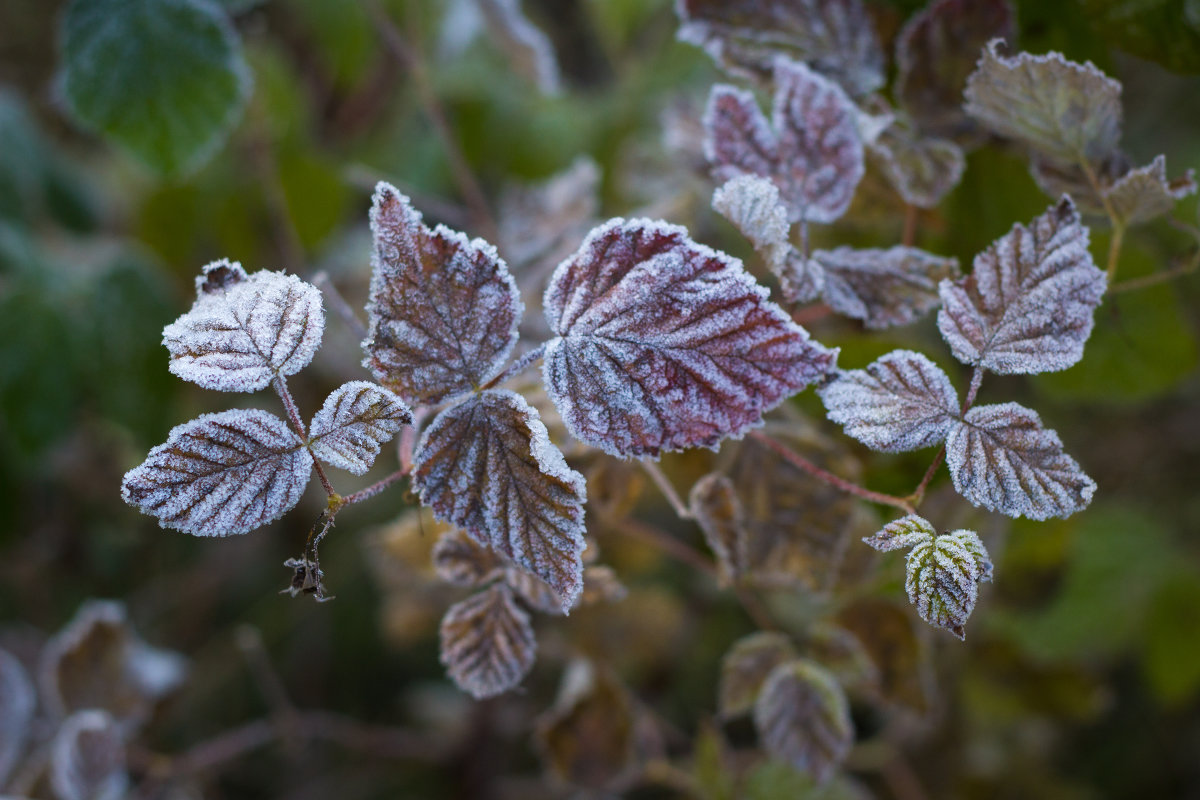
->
[481,343,546,390]
[962,365,984,410]
[312,271,368,341]
[641,460,694,520]
[341,468,410,507]
[274,376,337,498]
[908,365,982,507]
[747,431,915,513]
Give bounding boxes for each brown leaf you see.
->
[535,660,637,789]
[753,659,854,784]
[836,598,932,713]
[718,631,798,718]
[689,472,748,587]
[439,583,536,699]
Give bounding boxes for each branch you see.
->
[640,460,694,520]
[274,376,337,498]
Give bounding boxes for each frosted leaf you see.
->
[412,389,586,611]
[866,113,965,208]
[505,565,569,616]
[945,402,1096,520]
[308,381,412,475]
[895,0,1016,141]
[905,529,992,639]
[432,529,504,587]
[579,565,628,607]
[363,183,522,405]
[689,472,748,588]
[777,251,825,304]
[473,0,561,94]
[543,218,836,458]
[439,583,536,699]
[718,632,798,718]
[162,260,325,393]
[819,351,959,452]
[675,0,885,96]
[753,660,853,784]
[963,40,1123,166]
[50,710,128,800]
[705,86,781,194]
[817,246,961,329]
[937,198,1106,375]
[1104,155,1198,227]
[121,409,312,536]
[38,600,189,725]
[863,514,936,553]
[534,660,636,789]
[1028,152,1130,216]
[0,648,35,786]
[711,174,791,271]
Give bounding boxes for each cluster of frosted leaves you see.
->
[821,350,1096,519]
[675,0,885,97]
[439,582,536,699]
[308,381,411,474]
[51,710,128,800]
[704,59,864,224]
[163,260,325,392]
[413,389,587,611]
[0,648,35,785]
[938,198,1106,375]
[542,217,835,459]
[440,0,561,95]
[363,182,522,405]
[864,515,993,639]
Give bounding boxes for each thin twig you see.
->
[312,271,368,341]
[618,519,716,577]
[640,460,694,520]
[1105,221,1127,284]
[480,343,546,391]
[341,467,410,506]
[1077,155,1126,282]
[908,445,945,509]
[274,377,337,498]
[1109,247,1200,294]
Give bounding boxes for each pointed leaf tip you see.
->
[905,529,992,639]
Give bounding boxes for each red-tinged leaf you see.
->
[363,183,522,405]
[819,350,959,452]
[816,246,960,329]
[432,529,504,587]
[676,0,885,96]
[689,472,748,587]
[412,389,586,611]
[162,260,325,393]
[905,529,992,639]
[711,174,792,271]
[122,409,312,536]
[543,218,836,458]
[439,583,536,699]
[704,60,865,224]
[1104,155,1198,227]
[753,659,853,784]
[964,40,1123,166]
[50,710,128,800]
[946,402,1096,520]
[719,632,798,718]
[0,648,35,786]
[866,113,965,208]
[938,198,1106,375]
[895,0,1016,141]
[863,514,936,553]
[308,381,411,475]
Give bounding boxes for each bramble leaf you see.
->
[719,632,798,718]
[121,409,312,536]
[543,218,836,458]
[308,381,411,475]
[864,514,935,553]
[363,183,522,405]
[938,198,1106,375]
[776,251,825,304]
[753,659,853,784]
[866,113,965,208]
[162,260,325,393]
[905,528,993,639]
[689,472,748,587]
[819,350,959,452]
[816,246,960,329]
[675,0,885,96]
[535,660,636,789]
[1103,155,1198,227]
[412,389,586,611]
[432,529,504,587]
[439,583,536,699]
[945,402,1096,520]
[963,40,1123,166]
[705,60,865,224]
[0,648,35,786]
[50,710,128,800]
[711,174,791,271]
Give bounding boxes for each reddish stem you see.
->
[340,468,410,507]
[274,377,337,498]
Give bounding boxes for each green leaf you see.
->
[1140,569,1200,706]
[1083,0,1200,74]
[59,0,251,176]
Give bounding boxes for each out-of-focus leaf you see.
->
[712,174,792,271]
[121,409,312,536]
[863,514,937,553]
[1141,570,1200,705]
[692,723,736,800]
[1082,0,1200,74]
[816,247,960,329]
[50,710,128,800]
[836,598,931,713]
[163,260,326,393]
[308,381,411,475]
[0,648,35,786]
[945,402,1095,520]
[431,529,504,587]
[1103,156,1197,226]
[820,351,960,452]
[963,40,1122,166]
[866,112,965,208]
[505,565,569,616]
[543,217,835,458]
[534,660,636,789]
[743,761,874,800]
[690,473,748,587]
[675,0,885,96]
[705,60,865,224]
[895,0,1016,141]
[1028,151,1130,216]
[412,389,586,611]
[474,0,562,94]
[363,184,521,405]
[938,198,1106,375]
[584,457,645,523]
[579,566,628,607]
[905,529,993,639]
[803,624,879,693]
[499,157,599,273]
[58,0,251,176]
[753,659,853,784]
[718,632,798,718]
[439,583,536,699]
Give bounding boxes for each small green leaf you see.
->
[59,0,251,176]
[905,529,993,639]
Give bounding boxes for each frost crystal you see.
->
[905,528,992,639]
[753,659,853,784]
[704,59,865,224]
[308,381,412,475]
[543,217,836,458]
[945,402,1096,520]
[816,246,960,329]
[363,183,523,405]
[718,632,798,718]
[439,583,536,699]
[163,260,325,393]
[412,389,587,611]
[863,514,936,553]
[121,409,312,536]
[51,710,129,800]
[938,198,1106,375]
[711,174,791,271]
